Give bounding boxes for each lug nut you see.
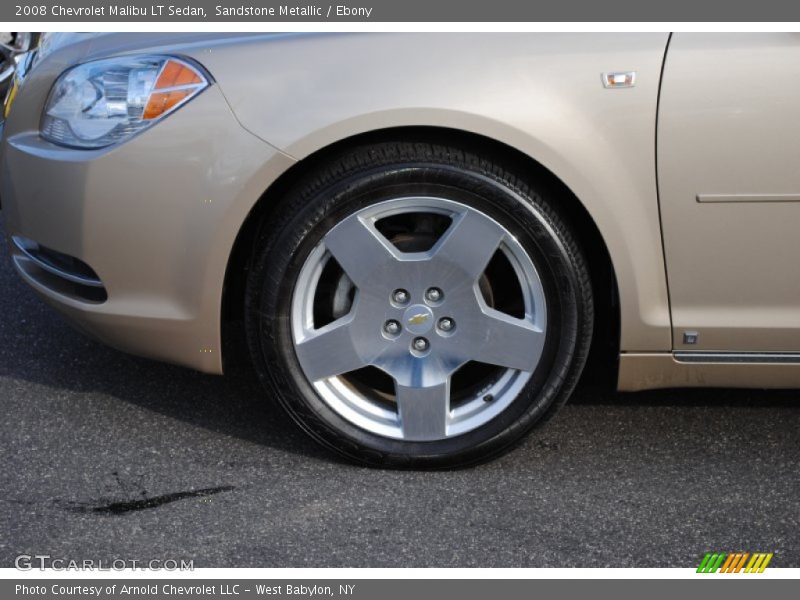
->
[384,320,401,335]
[392,289,410,304]
[425,287,443,303]
[438,317,455,332]
[412,337,429,352]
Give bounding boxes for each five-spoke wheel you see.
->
[291,197,547,441]
[246,141,593,467]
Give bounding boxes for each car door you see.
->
[659,32,800,353]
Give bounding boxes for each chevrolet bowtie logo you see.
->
[408,313,430,326]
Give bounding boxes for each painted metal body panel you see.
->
[200,32,673,353]
[1,39,295,372]
[13,32,800,390]
[1,33,673,376]
[659,33,800,352]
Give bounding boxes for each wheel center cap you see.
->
[403,304,435,334]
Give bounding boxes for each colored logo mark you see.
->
[408,313,430,326]
[697,552,773,573]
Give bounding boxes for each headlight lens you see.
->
[41,55,209,149]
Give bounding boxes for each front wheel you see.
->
[245,141,593,467]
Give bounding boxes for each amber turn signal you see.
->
[143,59,207,120]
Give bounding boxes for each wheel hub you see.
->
[402,304,435,335]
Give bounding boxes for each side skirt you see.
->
[618,352,800,391]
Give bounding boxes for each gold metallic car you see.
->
[3,33,797,466]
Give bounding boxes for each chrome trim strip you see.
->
[697,193,800,203]
[674,351,800,364]
[11,236,104,288]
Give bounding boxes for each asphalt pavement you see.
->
[1,214,798,568]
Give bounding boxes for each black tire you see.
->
[245,140,593,468]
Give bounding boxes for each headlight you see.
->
[41,55,209,149]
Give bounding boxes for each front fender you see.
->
[199,33,672,352]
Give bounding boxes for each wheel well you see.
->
[221,127,620,388]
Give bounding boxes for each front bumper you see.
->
[1,85,294,373]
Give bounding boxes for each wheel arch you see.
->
[221,126,620,387]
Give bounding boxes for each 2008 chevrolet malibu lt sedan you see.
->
[2,32,798,467]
